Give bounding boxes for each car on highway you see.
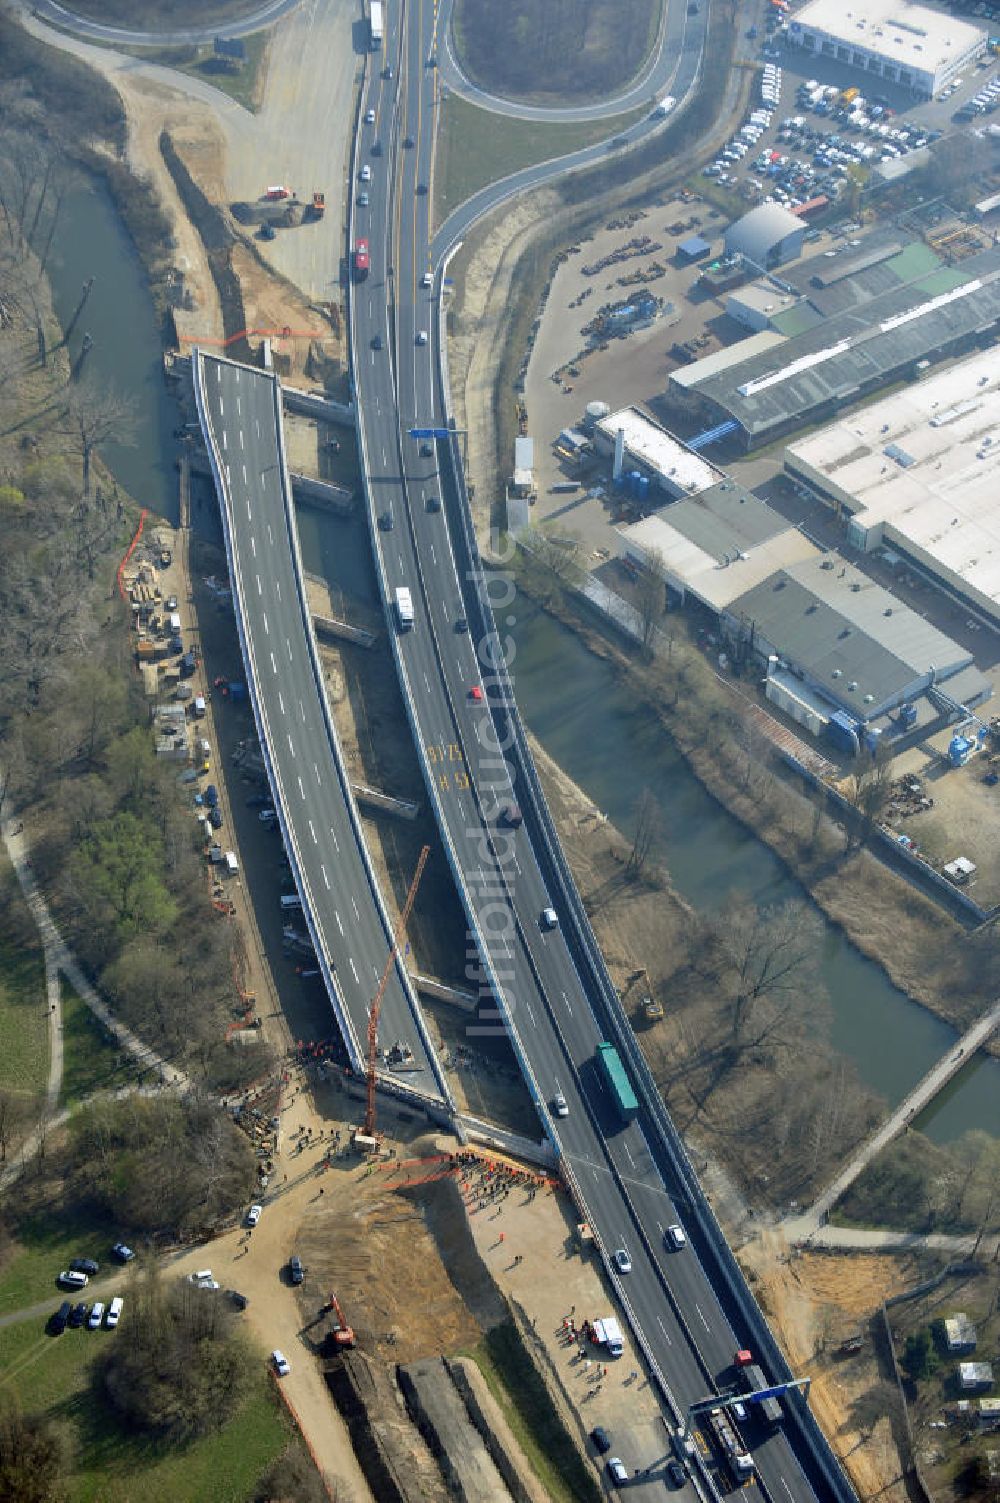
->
[613,1247,632,1275]
[468,685,484,703]
[111,1241,134,1263]
[420,440,434,456]
[667,1460,686,1488]
[379,510,394,531]
[272,1349,291,1377]
[106,1296,124,1329]
[665,1223,687,1250]
[553,1093,569,1118]
[289,1254,304,1285]
[70,1257,100,1276]
[69,1301,88,1329]
[416,329,428,345]
[372,139,382,156]
[540,907,558,930]
[421,272,433,288]
[358,190,370,207]
[365,107,376,123]
[371,333,382,350]
[416,182,428,195]
[246,1204,263,1228]
[607,1458,628,1485]
[360,164,371,182]
[425,494,441,512]
[382,64,393,78]
[403,135,414,147]
[454,617,468,633]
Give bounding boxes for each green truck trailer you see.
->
[595,1042,639,1122]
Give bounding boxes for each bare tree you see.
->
[844,742,893,852]
[634,546,667,654]
[61,381,136,497]
[626,786,661,879]
[721,899,819,1051]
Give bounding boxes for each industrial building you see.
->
[785,347,1000,628]
[722,553,990,749]
[667,243,1000,450]
[786,0,986,98]
[726,280,802,333]
[511,435,535,498]
[723,204,806,270]
[618,480,821,610]
[593,406,721,500]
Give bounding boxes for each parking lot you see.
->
[702,0,1000,214]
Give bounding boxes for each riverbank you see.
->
[507,560,1000,1056]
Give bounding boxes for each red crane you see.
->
[364,845,430,1139]
[326,1290,355,1348]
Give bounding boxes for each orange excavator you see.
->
[325,1290,355,1348]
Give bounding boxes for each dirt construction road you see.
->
[169,1075,375,1503]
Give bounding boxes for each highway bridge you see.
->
[192,2,858,1500]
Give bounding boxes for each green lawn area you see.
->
[0,1203,120,1318]
[0,849,48,1102]
[60,987,137,1109]
[0,1316,289,1503]
[435,94,646,220]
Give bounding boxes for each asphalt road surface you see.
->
[195,351,444,1103]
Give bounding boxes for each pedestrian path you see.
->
[785,996,1000,1242]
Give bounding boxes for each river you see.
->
[48,170,999,1146]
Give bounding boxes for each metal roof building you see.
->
[668,244,1000,450]
[617,481,820,610]
[786,346,1000,627]
[787,0,986,98]
[723,553,981,722]
[594,406,721,498]
[724,204,805,270]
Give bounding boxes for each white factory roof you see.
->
[787,348,1000,612]
[729,282,800,320]
[619,510,820,611]
[790,0,986,75]
[597,407,721,495]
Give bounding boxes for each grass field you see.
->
[60,988,137,1109]
[0,1202,121,1318]
[435,95,646,220]
[0,850,48,1103]
[0,1315,289,1503]
[68,0,266,27]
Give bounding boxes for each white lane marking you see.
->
[321,865,330,889]
[242,463,247,484]
[255,418,260,438]
[308,820,318,844]
[220,398,225,417]
[299,700,307,722]
[267,523,273,544]
[423,673,431,692]
[456,657,463,674]
[246,496,251,519]
[430,544,437,565]
[278,692,285,715]
[237,396,242,415]
[222,429,228,451]
[335,911,344,934]
[694,1304,710,1333]
[349,957,359,984]
[234,369,240,383]
[286,639,293,661]
[239,430,244,450]
[351,897,360,921]
[524,1000,536,1027]
[561,990,573,1017]
[262,612,269,635]
[270,651,277,673]
[381,447,387,464]
[275,579,281,601]
[512,853,521,875]
[656,1316,673,1346]
[314,762,322,784]
[329,827,340,852]
[287,734,296,758]
[256,575,261,595]
[298,776,305,798]
[250,535,256,557]
[779,1480,794,1502]
[215,365,221,384]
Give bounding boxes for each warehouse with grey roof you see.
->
[669,244,1000,449]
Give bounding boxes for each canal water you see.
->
[54,173,999,1145]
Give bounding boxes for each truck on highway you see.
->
[739,1360,784,1427]
[704,1406,754,1482]
[369,0,383,49]
[595,1042,639,1122]
[394,587,414,631]
[353,239,370,280]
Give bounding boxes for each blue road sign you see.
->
[748,1384,792,1405]
[408,427,452,439]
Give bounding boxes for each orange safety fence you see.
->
[178,325,327,346]
[117,507,148,601]
[272,1380,337,1500]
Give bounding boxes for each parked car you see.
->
[106,1297,124,1329]
[289,1254,304,1286]
[111,1241,135,1263]
[49,1301,72,1336]
[272,1349,291,1377]
[88,1302,106,1329]
[58,1269,89,1291]
[69,1257,99,1276]
[69,1301,88,1328]
[591,1426,612,1454]
[246,1204,263,1228]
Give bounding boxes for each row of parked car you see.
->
[50,1295,124,1335]
[956,74,1000,118]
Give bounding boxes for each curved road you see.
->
[27,0,305,45]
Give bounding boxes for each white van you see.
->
[168,612,182,635]
[224,851,239,877]
[58,1269,89,1290]
[654,94,676,116]
[106,1296,124,1329]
